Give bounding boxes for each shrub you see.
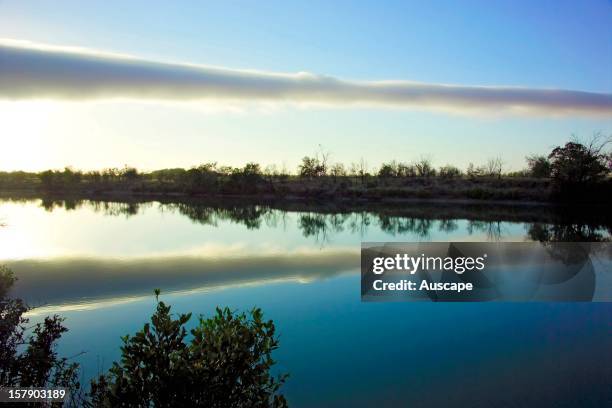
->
[415,158,436,178]
[438,165,462,179]
[298,156,326,178]
[89,293,288,407]
[506,170,531,178]
[484,158,503,178]
[378,163,397,178]
[329,163,347,182]
[120,166,140,182]
[0,266,81,403]
[525,155,552,178]
[183,164,219,192]
[466,163,485,179]
[226,163,264,193]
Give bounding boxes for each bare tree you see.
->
[317,145,331,176]
[329,163,347,183]
[580,132,612,157]
[415,157,436,178]
[279,162,290,180]
[263,165,278,190]
[485,157,504,179]
[357,157,368,184]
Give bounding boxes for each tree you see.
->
[415,157,435,178]
[329,163,347,183]
[120,166,139,182]
[39,170,56,189]
[316,145,330,176]
[217,166,234,177]
[298,146,330,179]
[298,156,325,178]
[525,155,552,178]
[350,158,369,184]
[396,163,416,178]
[378,161,398,178]
[37,168,84,190]
[263,165,278,190]
[466,163,483,179]
[102,168,121,183]
[484,157,503,179]
[277,163,290,181]
[183,163,219,192]
[438,165,462,179]
[89,293,288,407]
[61,167,83,186]
[87,170,102,185]
[228,163,263,192]
[548,137,610,186]
[242,162,263,182]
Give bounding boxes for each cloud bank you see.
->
[1,40,611,116]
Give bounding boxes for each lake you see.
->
[1,198,610,407]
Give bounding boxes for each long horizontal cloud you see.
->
[1,41,611,116]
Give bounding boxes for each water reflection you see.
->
[1,197,610,310]
[1,197,611,407]
[7,196,611,244]
[11,249,358,312]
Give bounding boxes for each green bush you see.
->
[525,155,552,178]
[89,293,288,407]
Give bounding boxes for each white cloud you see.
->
[1,39,610,116]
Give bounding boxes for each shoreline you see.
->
[2,188,611,229]
[0,188,554,207]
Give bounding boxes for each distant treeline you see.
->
[1,137,610,203]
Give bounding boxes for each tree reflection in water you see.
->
[18,197,612,245]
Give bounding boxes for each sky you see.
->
[0,0,610,172]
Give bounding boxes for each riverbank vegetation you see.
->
[1,136,610,203]
[89,291,288,407]
[0,265,83,405]
[0,266,288,407]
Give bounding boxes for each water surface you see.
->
[1,198,610,407]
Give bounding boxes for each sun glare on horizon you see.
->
[0,101,62,171]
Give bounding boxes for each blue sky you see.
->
[0,0,610,171]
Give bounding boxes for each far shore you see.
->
[0,188,553,207]
[0,172,561,203]
[1,166,611,207]
[3,188,611,245]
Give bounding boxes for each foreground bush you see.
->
[89,291,288,407]
[1,264,287,407]
[0,266,81,406]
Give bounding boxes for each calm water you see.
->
[1,198,610,407]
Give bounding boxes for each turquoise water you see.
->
[1,199,610,406]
